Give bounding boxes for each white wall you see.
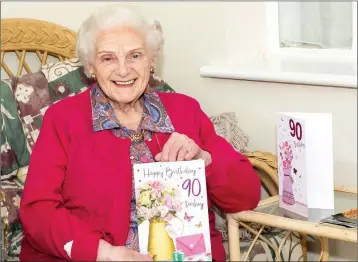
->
[2,2,357,260]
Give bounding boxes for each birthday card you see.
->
[277,112,334,218]
[133,159,212,261]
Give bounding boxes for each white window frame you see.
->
[200,1,357,88]
[265,1,357,67]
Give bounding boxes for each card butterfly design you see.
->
[184,212,194,222]
[195,221,202,228]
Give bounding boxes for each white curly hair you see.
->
[76,4,164,75]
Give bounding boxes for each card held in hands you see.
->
[133,159,212,261]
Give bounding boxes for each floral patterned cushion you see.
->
[1,180,23,261]
[0,79,30,181]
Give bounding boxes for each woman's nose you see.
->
[116,59,130,77]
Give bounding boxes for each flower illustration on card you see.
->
[279,141,293,169]
[136,180,183,260]
[136,180,182,225]
[279,141,295,205]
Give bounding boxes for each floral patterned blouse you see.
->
[90,83,175,251]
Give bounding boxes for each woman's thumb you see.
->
[154,152,162,161]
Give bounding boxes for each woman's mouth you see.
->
[112,79,137,88]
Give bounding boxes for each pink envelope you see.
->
[176,233,206,257]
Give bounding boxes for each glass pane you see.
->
[255,191,357,223]
[278,2,353,49]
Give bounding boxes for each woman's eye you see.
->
[130,53,142,60]
[101,56,115,62]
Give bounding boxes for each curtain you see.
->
[278,2,353,49]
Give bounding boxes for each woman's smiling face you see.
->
[89,25,154,106]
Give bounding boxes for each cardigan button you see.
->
[130,156,134,160]
[148,138,152,141]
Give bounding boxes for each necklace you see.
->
[128,130,162,152]
[154,133,162,151]
[129,131,144,142]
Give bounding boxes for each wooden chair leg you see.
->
[227,216,241,261]
[300,234,308,261]
[321,237,329,261]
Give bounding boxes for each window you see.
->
[278,2,354,50]
[200,2,357,87]
[266,1,357,78]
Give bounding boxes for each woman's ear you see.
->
[150,60,157,74]
[85,62,96,78]
[88,62,94,74]
[151,60,156,69]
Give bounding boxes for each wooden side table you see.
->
[227,190,357,261]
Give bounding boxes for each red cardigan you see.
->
[19,88,261,261]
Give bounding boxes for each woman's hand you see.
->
[97,240,152,261]
[154,132,212,166]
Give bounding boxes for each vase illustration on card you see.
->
[148,218,175,260]
[280,141,295,205]
[136,180,183,261]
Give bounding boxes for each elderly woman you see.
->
[19,4,260,262]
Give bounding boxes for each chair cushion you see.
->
[0,180,22,261]
[0,79,30,181]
